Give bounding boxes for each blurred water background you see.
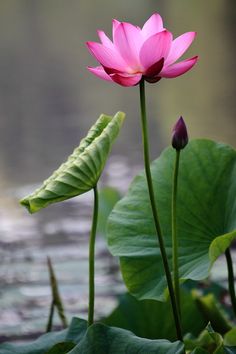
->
[0,0,235,341]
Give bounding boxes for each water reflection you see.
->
[0,0,235,339]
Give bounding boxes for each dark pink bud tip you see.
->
[172,117,188,150]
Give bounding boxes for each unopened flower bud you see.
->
[172,117,188,150]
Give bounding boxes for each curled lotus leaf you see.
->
[21,112,125,213]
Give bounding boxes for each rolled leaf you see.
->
[21,112,125,213]
[107,140,236,301]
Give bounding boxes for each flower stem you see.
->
[172,149,181,318]
[88,185,99,327]
[139,79,183,341]
[225,247,236,317]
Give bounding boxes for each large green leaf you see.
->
[67,323,185,354]
[104,290,207,341]
[97,187,121,237]
[107,140,236,300]
[21,112,125,213]
[0,318,87,354]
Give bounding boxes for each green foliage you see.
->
[0,318,87,354]
[206,323,224,348]
[20,112,125,213]
[107,139,236,301]
[190,348,209,354]
[97,187,120,236]
[224,328,236,346]
[184,280,235,323]
[194,293,232,334]
[46,342,76,353]
[0,331,67,354]
[67,323,185,353]
[104,290,206,341]
[0,318,185,354]
[185,323,236,354]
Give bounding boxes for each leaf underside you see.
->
[20,112,125,213]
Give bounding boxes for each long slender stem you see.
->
[172,149,181,318]
[88,185,99,327]
[225,247,236,317]
[139,79,183,341]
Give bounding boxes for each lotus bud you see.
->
[172,117,188,150]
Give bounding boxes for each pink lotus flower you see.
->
[86,13,198,87]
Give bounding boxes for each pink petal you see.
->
[97,30,113,48]
[142,13,164,39]
[103,66,121,75]
[160,56,198,78]
[112,19,121,40]
[86,42,127,70]
[165,32,197,66]
[144,58,164,77]
[140,30,172,70]
[110,73,142,87]
[113,22,143,67]
[87,66,113,81]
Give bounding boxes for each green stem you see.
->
[88,185,99,327]
[139,79,183,341]
[172,149,181,319]
[225,247,236,317]
[47,256,68,328]
[46,300,55,332]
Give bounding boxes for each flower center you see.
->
[126,66,144,75]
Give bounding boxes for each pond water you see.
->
[0,158,140,341]
[0,0,235,341]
